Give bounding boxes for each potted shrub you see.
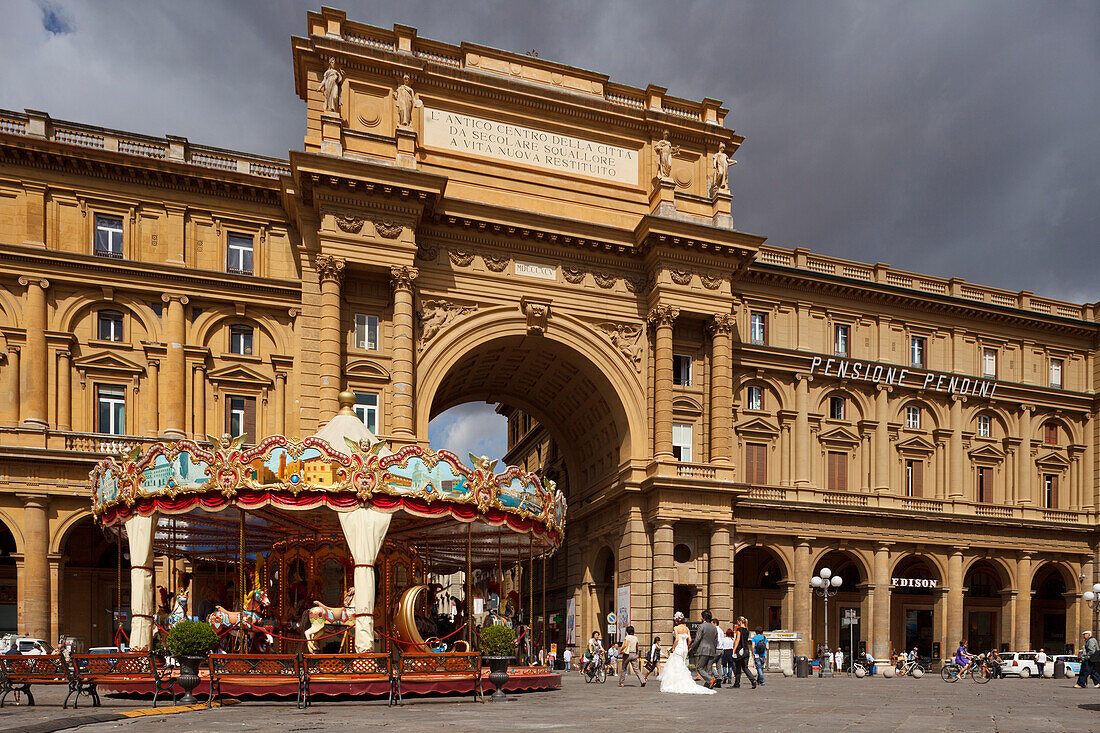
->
[479,623,516,701]
[166,620,219,704]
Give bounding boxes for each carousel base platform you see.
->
[100,666,561,700]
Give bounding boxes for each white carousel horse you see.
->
[167,588,189,627]
[304,588,355,653]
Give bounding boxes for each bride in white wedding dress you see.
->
[660,612,716,695]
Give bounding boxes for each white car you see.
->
[0,636,52,654]
[1001,651,1050,678]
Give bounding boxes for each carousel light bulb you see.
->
[831,575,843,587]
[811,576,823,588]
[1086,591,1097,602]
[819,567,832,580]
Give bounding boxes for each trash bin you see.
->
[1054,659,1065,679]
[795,656,809,678]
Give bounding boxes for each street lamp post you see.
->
[811,568,843,678]
[1082,583,1100,637]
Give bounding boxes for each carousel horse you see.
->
[207,587,272,650]
[303,588,355,653]
[167,587,189,627]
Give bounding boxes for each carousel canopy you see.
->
[90,392,565,571]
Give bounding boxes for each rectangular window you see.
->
[229,325,253,355]
[827,451,848,491]
[226,396,256,440]
[910,337,925,368]
[745,443,767,485]
[834,325,849,357]
[672,423,693,463]
[354,392,379,434]
[750,312,767,346]
[977,414,991,438]
[905,459,923,498]
[227,233,254,274]
[1044,422,1059,446]
[97,311,124,342]
[906,405,921,430]
[354,314,379,351]
[1049,359,1063,388]
[982,348,997,378]
[977,466,993,504]
[94,214,124,258]
[1043,474,1057,508]
[96,385,126,435]
[746,385,763,411]
[829,395,846,420]
[672,354,692,386]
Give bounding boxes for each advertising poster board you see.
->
[565,597,576,646]
[616,584,631,640]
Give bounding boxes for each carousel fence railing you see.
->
[68,651,175,708]
[0,654,76,708]
[208,653,303,708]
[393,650,483,705]
[301,653,393,706]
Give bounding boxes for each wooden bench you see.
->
[394,651,483,705]
[0,654,76,708]
[302,653,393,706]
[68,652,175,709]
[208,654,302,708]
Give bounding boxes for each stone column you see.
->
[18,277,49,428]
[652,519,675,628]
[708,314,736,464]
[647,306,679,459]
[949,396,964,498]
[316,255,346,417]
[872,543,891,658]
[709,522,733,624]
[3,347,18,427]
[160,294,188,438]
[874,385,891,491]
[793,539,812,655]
[49,553,63,642]
[274,371,287,435]
[794,374,812,486]
[20,495,49,639]
[1017,406,1033,506]
[947,549,964,650]
[1014,552,1033,649]
[143,359,159,437]
[191,365,205,439]
[390,266,418,438]
[56,350,71,431]
[780,424,791,486]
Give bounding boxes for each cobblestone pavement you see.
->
[4,672,1100,732]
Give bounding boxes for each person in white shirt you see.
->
[1035,648,1048,678]
[834,647,845,674]
[718,627,735,683]
[562,646,573,671]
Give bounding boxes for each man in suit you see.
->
[690,609,720,689]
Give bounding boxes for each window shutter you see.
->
[244,397,257,442]
[225,398,232,435]
[912,460,922,497]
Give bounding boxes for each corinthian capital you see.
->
[389,265,419,291]
[709,313,737,335]
[316,254,347,284]
[646,304,679,328]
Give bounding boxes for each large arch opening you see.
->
[60,517,129,647]
[1031,563,1071,652]
[733,547,788,634]
[0,521,15,635]
[963,560,1007,653]
[890,555,942,659]
[812,550,865,660]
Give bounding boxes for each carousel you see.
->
[88,391,565,698]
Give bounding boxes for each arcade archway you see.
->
[963,560,1008,653]
[891,555,943,659]
[1031,563,1072,652]
[0,520,15,635]
[59,516,128,647]
[812,550,865,659]
[733,547,788,633]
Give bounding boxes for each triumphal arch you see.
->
[1,7,1097,662]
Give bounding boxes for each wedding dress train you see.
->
[660,632,716,694]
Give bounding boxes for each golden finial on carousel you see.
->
[338,390,356,416]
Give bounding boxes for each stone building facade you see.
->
[0,8,1096,658]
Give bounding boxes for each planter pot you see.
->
[176,655,206,705]
[484,656,513,701]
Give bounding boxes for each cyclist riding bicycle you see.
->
[583,631,605,677]
[907,647,919,663]
[954,639,974,673]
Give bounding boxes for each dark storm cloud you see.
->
[2,0,1097,302]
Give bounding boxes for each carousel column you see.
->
[19,495,49,639]
[872,542,892,658]
[389,266,418,438]
[793,539,812,656]
[161,294,188,438]
[652,520,674,630]
[709,522,733,626]
[125,514,156,650]
[56,351,71,431]
[1014,552,1033,650]
[708,314,736,464]
[18,277,48,428]
[316,255,346,417]
[647,306,679,459]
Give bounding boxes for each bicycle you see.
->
[895,658,926,678]
[941,657,993,684]
[583,652,608,683]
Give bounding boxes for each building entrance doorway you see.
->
[904,609,934,658]
[891,555,941,659]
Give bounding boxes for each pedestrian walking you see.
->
[607,641,621,674]
[1075,631,1100,688]
[562,646,573,672]
[731,617,756,688]
[751,628,768,685]
[643,636,662,683]
[618,626,644,687]
[719,628,735,683]
[1035,648,1048,679]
